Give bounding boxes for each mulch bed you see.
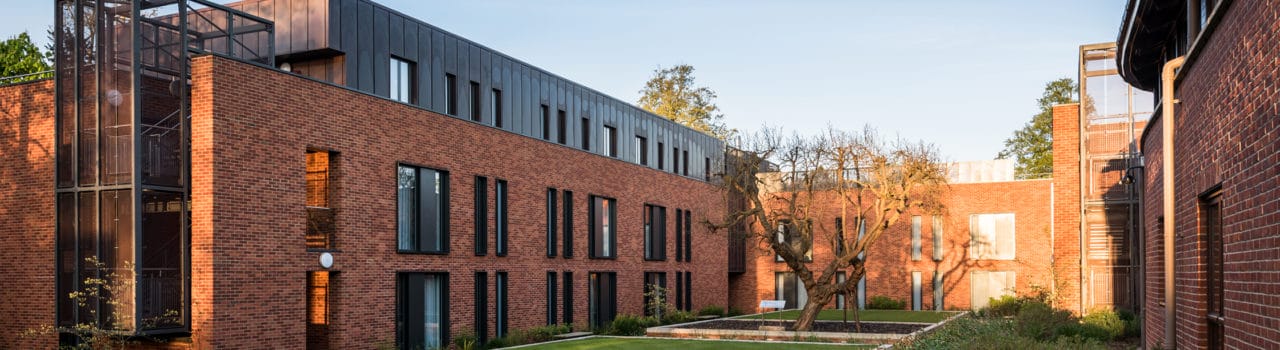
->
[674,319,927,334]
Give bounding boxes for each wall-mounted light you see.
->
[279,62,292,72]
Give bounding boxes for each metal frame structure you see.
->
[53,0,273,339]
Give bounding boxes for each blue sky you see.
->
[0,0,1126,161]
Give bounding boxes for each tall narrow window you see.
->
[682,150,689,176]
[474,176,488,256]
[557,110,567,144]
[495,180,508,256]
[473,271,488,345]
[546,188,558,257]
[563,190,574,258]
[445,73,458,115]
[644,204,666,261]
[390,57,415,103]
[684,210,693,262]
[604,126,617,157]
[657,142,665,170]
[307,271,331,349]
[581,117,591,151]
[932,216,944,261]
[546,272,558,325]
[704,157,711,181]
[306,150,335,250]
[775,220,812,262]
[911,271,922,310]
[933,271,944,311]
[562,271,574,325]
[911,216,922,261]
[398,165,449,253]
[969,213,1015,260]
[643,272,667,317]
[835,272,847,310]
[589,195,617,259]
[835,217,845,256]
[857,275,866,309]
[470,81,481,122]
[397,272,448,350]
[491,89,503,127]
[495,272,508,338]
[672,147,680,174]
[683,271,693,311]
[675,209,684,262]
[540,105,551,140]
[1201,190,1224,347]
[675,271,684,311]
[774,272,809,309]
[636,136,648,165]
[588,272,617,329]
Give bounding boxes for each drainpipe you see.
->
[1161,55,1185,350]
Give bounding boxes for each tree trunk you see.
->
[793,293,830,331]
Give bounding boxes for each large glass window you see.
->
[398,165,450,253]
[562,271,574,324]
[588,272,617,329]
[643,272,667,317]
[397,272,448,350]
[589,196,617,258]
[390,57,414,103]
[970,271,1015,310]
[774,272,808,309]
[139,190,183,329]
[643,204,666,261]
[969,213,1015,260]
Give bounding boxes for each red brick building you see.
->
[1118,0,1280,349]
[0,0,727,349]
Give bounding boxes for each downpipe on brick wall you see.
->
[1161,55,1185,350]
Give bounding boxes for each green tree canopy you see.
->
[0,32,53,83]
[637,64,735,139]
[997,78,1077,178]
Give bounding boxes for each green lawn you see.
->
[514,337,870,349]
[735,309,958,323]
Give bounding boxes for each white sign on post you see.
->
[759,300,787,309]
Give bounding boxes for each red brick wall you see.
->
[0,80,57,349]
[730,179,1055,313]
[190,55,727,349]
[1051,103,1085,313]
[1138,1,1280,348]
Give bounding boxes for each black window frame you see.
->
[683,271,693,311]
[588,195,617,259]
[470,81,482,122]
[562,271,574,325]
[396,272,450,350]
[495,179,508,256]
[491,88,503,128]
[684,209,692,262]
[588,271,617,329]
[674,271,684,311]
[675,209,684,262]
[682,150,690,176]
[397,164,451,254]
[546,188,557,257]
[474,176,488,256]
[672,146,680,174]
[495,271,509,338]
[636,136,648,165]
[546,271,558,325]
[704,157,711,181]
[540,104,551,140]
[390,56,416,104]
[657,142,665,170]
[643,272,667,317]
[604,125,617,157]
[556,110,567,144]
[580,117,591,151]
[563,190,574,258]
[643,204,667,261]
[445,73,458,115]
[473,271,488,345]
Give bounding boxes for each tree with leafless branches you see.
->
[713,125,948,331]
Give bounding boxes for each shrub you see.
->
[1078,308,1127,341]
[521,324,571,343]
[452,328,478,350]
[661,310,696,325]
[725,307,746,317]
[984,295,1023,317]
[697,305,726,317]
[1013,300,1075,341]
[605,314,658,336]
[867,296,906,310]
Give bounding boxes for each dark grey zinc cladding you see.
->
[227,0,722,180]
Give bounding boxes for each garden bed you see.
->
[678,319,926,334]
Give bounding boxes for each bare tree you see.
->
[715,126,948,331]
